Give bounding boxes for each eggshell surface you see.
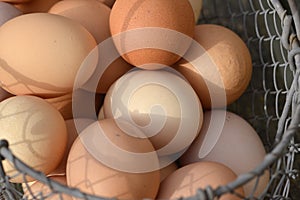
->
[180,110,269,197]
[0,95,67,183]
[49,0,111,44]
[67,119,160,200]
[174,24,252,109]
[109,0,195,69]
[0,2,22,27]
[157,161,244,200]
[0,13,97,97]
[103,69,203,163]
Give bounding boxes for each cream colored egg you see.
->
[103,69,203,167]
[67,119,160,200]
[0,13,97,97]
[157,161,244,200]
[0,95,67,183]
[179,110,269,197]
[188,0,203,22]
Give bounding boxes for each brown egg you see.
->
[13,0,61,13]
[160,162,178,182]
[23,175,72,200]
[173,24,252,109]
[50,118,95,175]
[49,0,111,44]
[109,0,195,69]
[157,161,244,200]
[67,119,160,200]
[46,89,104,120]
[0,13,97,98]
[0,95,67,183]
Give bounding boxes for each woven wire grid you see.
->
[199,0,300,199]
[0,0,299,199]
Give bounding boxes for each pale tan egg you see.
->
[173,24,252,109]
[103,69,203,166]
[0,13,97,98]
[179,110,269,197]
[23,175,72,200]
[50,118,95,175]
[0,95,67,183]
[67,119,160,200]
[45,89,104,120]
[160,162,178,182]
[157,161,244,200]
[13,0,61,13]
[188,0,203,22]
[49,0,111,44]
[109,0,195,69]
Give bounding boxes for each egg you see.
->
[0,95,67,183]
[173,24,252,109]
[0,13,97,98]
[23,175,72,200]
[109,0,195,69]
[46,89,104,120]
[103,69,203,168]
[157,161,244,200]
[188,0,203,22]
[67,119,160,199]
[0,86,13,102]
[50,118,95,175]
[179,110,269,197]
[49,0,111,44]
[13,0,61,13]
[0,2,22,27]
[160,162,178,182]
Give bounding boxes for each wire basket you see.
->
[0,0,299,199]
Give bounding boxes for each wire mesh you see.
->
[0,0,299,199]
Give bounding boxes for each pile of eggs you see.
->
[0,0,270,199]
